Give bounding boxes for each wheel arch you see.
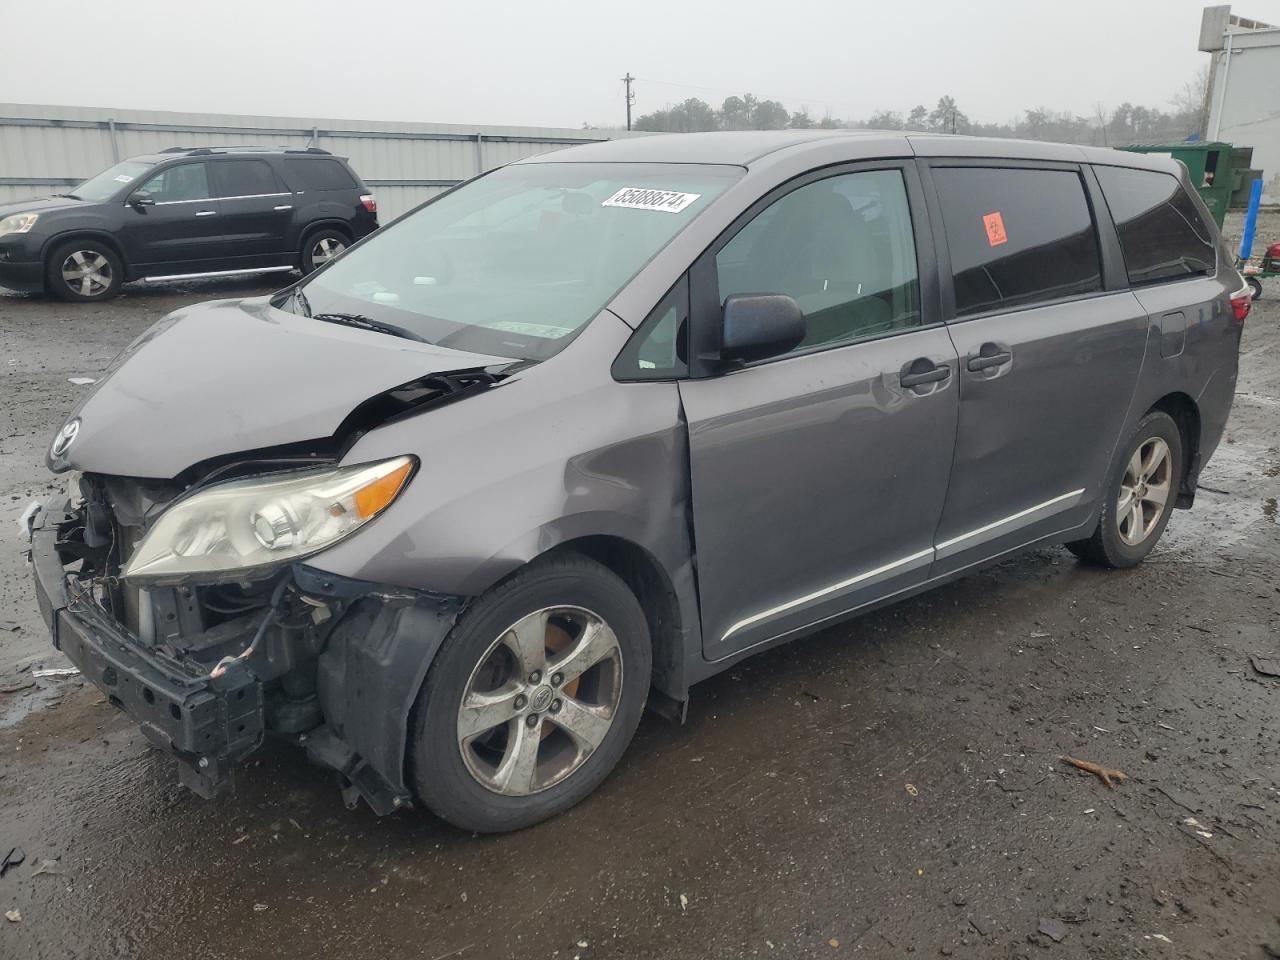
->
[546,534,689,708]
[299,219,353,249]
[1148,391,1201,507]
[41,230,131,278]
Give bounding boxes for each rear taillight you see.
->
[360,194,377,214]
[1231,289,1252,323]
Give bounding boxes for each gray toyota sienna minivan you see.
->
[28,131,1248,831]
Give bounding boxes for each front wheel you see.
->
[409,554,652,832]
[47,240,123,302]
[1066,410,1183,568]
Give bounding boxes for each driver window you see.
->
[715,169,921,357]
[138,163,211,203]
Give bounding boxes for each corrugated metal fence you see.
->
[0,103,632,219]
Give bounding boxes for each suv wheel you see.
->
[301,229,348,273]
[47,240,123,302]
[409,554,652,832]
[1066,410,1183,568]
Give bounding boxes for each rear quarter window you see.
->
[1093,166,1216,286]
[932,166,1102,317]
[282,158,359,191]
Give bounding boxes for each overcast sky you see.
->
[3,0,1275,129]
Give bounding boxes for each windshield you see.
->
[297,162,741,360]
[69,160,155,202]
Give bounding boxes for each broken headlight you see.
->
[122,456,415,585]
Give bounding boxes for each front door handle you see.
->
[273,204,293,211]
[899,358,951,388]
[194,210,217,217]
[966,343,1013,372]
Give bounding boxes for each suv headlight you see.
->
[123,456,415,585]
[0,213,39,237]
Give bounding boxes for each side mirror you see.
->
[720,294,805,364]
[129,191,155,208]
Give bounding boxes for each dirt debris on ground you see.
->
[1,228,1279,958]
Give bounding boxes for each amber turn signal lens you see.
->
[354,460,413,518]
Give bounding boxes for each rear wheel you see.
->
[1066,410,1183,568]
[1247,276,1263,301]
[409,554,652,832]
[300,228,348,274]
[46,240,122,302]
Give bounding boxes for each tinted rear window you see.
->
[283,158,358,191]
[1094,166,1215,286]
[933,166,1102,317]
[211,159,284,198]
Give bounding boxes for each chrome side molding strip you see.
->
[718,488,1088,646]
[935,488,1085,553]
[142,266,295,283]
[720,547,934,644]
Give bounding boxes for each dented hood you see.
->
[54,297,514,479]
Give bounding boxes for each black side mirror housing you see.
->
[720,293,805,364]
[129,191,155,208]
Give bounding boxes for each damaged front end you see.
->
[28,471,465,814]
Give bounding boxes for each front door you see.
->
[679,164,959,661]
[922,162,1150,575]
[121,161,223,273]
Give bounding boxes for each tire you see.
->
[1066,410,1183,568]
[1247,277,1263,301]
[46,239,123,302]
[409,553,652,832]
[300,228,349,274]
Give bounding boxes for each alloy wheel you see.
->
[60,250,113,298]
[1116,436,1172,546]
[456,606,623,796]
[310,236,345,266]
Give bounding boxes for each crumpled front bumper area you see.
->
[30,496,264,797]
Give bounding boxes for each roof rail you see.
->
[283,147,333,155]
[157,145,279,156]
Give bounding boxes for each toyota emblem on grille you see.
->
[51,418,81,458]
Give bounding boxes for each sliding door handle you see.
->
[194,210,217,218]
[966,343,1013,372]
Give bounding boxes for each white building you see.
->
[1200,5,1280,203]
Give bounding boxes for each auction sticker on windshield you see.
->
[602,188,701,213]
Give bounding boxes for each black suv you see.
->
[0,146,379,301]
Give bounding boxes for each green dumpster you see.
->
[1118,142,1239,228]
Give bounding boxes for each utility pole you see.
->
[622,73,635,131]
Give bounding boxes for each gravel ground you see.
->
[0,248,1277,959]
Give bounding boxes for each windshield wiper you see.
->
[312,312,430,344]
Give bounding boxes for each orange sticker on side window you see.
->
[983,211,1008,247]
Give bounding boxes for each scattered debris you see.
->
[1059,755,1127,788]
[905,783,919,797]
[0,847,24,877]
[30,859,63,878]
[679,893,688,913]
[968,916,991,936]
[1249,655,1280,678]
[68,377,96,385]
[828,938,840,948]
[232,834,249,846]
[1038,918,1067,943]
[32,667,80,679]
[1183,817,1214,839]
[4,909,20,923]
[1147,933,1173,944]
[253,903,268,912]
